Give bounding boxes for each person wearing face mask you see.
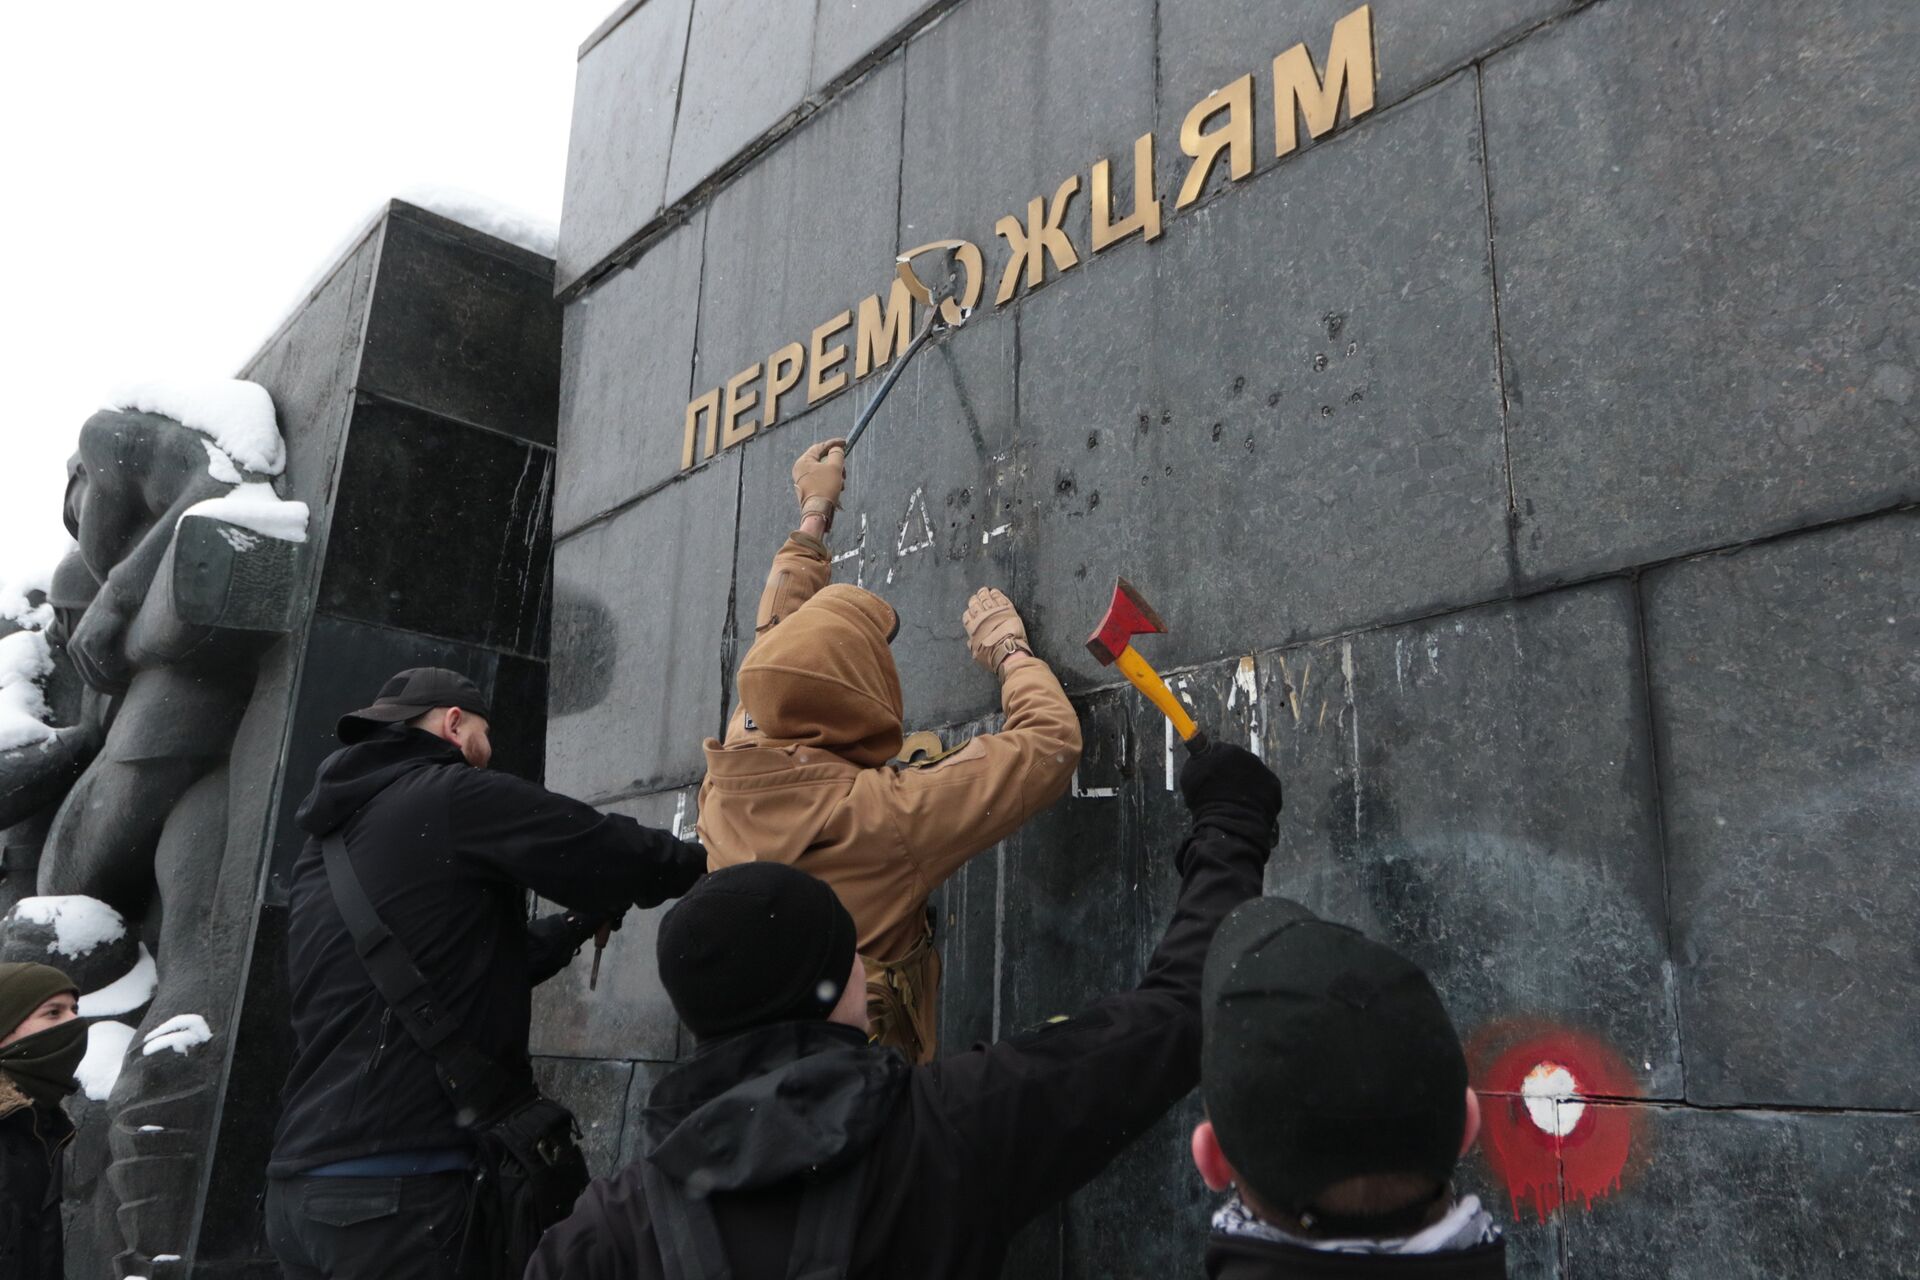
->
[0,962,85,1280]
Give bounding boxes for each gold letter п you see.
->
[994,174,1082,306]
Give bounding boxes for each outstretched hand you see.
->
[962,587,1033,676]
[792,438,848,531]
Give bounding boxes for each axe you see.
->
[1086,577,1210,753]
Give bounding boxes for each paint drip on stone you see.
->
[1473,1024,1640,1221]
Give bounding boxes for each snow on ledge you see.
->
[11,895,127,959]
[180,481,309,544]
[78,1021,136,1101]
[141,1014,213,1057]
[0,629,56,752]
[78,943,158,1018]
[399,184,558,259]
[106,378,286,476]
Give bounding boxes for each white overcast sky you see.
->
[0,0,610,578]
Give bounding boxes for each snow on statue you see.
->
[0,377,305,1274]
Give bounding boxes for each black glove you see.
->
[1178,740,1283,834]
[531,907,625,954]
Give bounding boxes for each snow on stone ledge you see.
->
[106,378,286,476]
[141,1014,213,1057]
[78,943,158,1018]
[0,629,56,751]
[78,1021,136,1101]
[12,895,127,959]
[180,481,310,544]
[398,184,558,259]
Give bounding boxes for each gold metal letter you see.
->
[681,388,721,470]
[855,278,915,379]
[765,342,804,428]
[721,363,761,449]
[808,310,853,404]
[896,239,985,325]
[1176,73,1254,211]
[994,174,1082,306]
[1091,132,1163,253]
[1273,4,1376,157]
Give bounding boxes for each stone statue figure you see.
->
[0,389,305,1278]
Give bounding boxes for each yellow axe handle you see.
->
[1115,645,1201,742]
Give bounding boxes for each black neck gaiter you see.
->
[0,1019,88,1107]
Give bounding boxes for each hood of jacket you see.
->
[642,1020,909,1193]
[293,725,465,836]
[737,585,903,768]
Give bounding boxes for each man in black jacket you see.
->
[526,740,1284,1280]
[1191,901,1507,1277]
[266,668,705,1280]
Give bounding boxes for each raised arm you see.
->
[922,743,1283,1235]
[450,768,705,913]
[872,589,1082,887]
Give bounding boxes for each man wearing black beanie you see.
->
[528,740,1285,1280]
[1190,902,1506,1276]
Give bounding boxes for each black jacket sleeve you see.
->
[921,806,1273,1236]
[447,768,705,913]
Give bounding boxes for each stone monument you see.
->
[0,198,561,1278]
[532,1,1919,1276]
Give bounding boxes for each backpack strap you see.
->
[321,830,520,1119]
[637,1156,870,1280]
[784,1159,871,1280]
[640,1160,734,1280]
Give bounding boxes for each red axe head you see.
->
[1086,577,1168,665]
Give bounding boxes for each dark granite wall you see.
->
[185,201,561,1276]
[538,1,1918,1276]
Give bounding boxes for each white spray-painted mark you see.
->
[1522,1062,1585,1136]
[1071,768,1118,799]
[1164,715,1176,791]
[1342,640,1361,839]
[830,513,868,589]
[896,485,934,556]
[980,522,1012,545]
[1425,633,1441,674]
[1395,637,1408,692]
[1232,656,1261,756]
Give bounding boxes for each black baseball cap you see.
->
[1201,899,1467,1224]
[337,667,492,744]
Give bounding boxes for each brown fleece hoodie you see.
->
[699,533,1082,1060]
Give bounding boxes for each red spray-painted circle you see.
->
[1474,1026,1639,1221]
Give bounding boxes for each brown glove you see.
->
[962,587,1032,676]
[792,438,848,530]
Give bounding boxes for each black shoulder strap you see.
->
[638,1156,871,1280]
[321,830,518,1118]
[784,1160,870,1280]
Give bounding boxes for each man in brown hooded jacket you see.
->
[699,439,1082,1062]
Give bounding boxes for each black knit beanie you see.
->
[657,861,858,1040]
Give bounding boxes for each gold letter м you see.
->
[1273,4,1376,158]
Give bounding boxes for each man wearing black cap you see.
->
[266,668,706,1280]
[526,741,1285,1280]
[1191,902,1506,1276]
